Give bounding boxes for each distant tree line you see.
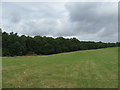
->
[2,31,120,56]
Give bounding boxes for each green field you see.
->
[2,47,118,88]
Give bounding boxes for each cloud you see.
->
[2,2,118,42]
[65,2,118,38]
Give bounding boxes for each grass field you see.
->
[2,47,118,88]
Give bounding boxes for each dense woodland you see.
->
[1,29,120,56]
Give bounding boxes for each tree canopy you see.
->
[2,31,119,56]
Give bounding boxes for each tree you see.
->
[2,30,117,56]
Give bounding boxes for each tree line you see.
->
[2,31,120,56]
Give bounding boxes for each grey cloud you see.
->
[64,2,118,42]
[10,12,21,23]
[2,2,118,42]
[17,18,58,36]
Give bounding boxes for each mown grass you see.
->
[2,47,118,88]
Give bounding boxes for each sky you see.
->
[1,2,118,42]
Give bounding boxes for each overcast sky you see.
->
[2,2,118,42]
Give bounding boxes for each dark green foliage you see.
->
[0,28,2,56]
[116,42,120,47]
[2,31,118,56]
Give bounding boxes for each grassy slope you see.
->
[2,47,118,88]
